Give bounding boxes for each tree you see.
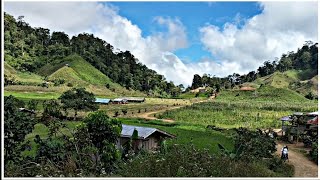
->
[4,96,36,164]
[78,111,122,174]
[59,88,98,120]
[191,74,202,89]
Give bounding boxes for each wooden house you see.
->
[117,125,175,151]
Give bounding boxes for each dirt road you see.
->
[135,106,183,123]
[135,97,214,123]
[277,141,318,177]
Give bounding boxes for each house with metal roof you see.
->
[119,97,146,103]
[95,98,110,104]
[117,124,175,151]
[112,98,128,104]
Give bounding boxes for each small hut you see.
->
[117,125,175,151]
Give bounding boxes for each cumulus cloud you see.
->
[4,1,318,87]
[200,1,318,73]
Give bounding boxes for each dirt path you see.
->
[135,106,183,123]
[276,141,318,177]
[135,97,214,123]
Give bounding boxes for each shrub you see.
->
[309,143,318,164]
[118,144,291,177]
[234,128,276,160]
[53,78,65,86]
[4,96,36,171]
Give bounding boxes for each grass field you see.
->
[160,86,318,129]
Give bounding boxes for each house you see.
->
[280,112,318,142]
[112,98,128,104]
[190,87,206,93]
[306,112,318,129]
[117,125,175,151]
[95,98,110,104]
[119,97,145,103]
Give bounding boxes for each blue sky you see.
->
[110,2,263,62]
[4,1,318,86]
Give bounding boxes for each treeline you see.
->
[4,13,182,97]
[190,42,318,90]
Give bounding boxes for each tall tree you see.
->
[58,88,98,119]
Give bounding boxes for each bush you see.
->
[118,144,291,177]
[234,128,276,160]
[53,78,65,86]
[309,143,318,164]
[4,96,36,172]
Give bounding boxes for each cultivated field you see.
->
[160,87,318,129]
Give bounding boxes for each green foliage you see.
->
[59,88,98,119]
[234,128,276,160]
[309,143,318,164]
[27,99,38,112]
[41,99,63,124]
[4,95,36,166]
[118,144,293,177]
[4,74,17,86]
[79,111,122,173]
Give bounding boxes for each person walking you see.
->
[281,145,289,162]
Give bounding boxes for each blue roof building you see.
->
[95,98,110,104]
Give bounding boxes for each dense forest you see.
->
[190,42,318,91]
[4,12,182,97]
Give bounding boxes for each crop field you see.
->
[160,87,318,129]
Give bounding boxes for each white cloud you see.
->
[4,1,318,87]
[200,1,318,73]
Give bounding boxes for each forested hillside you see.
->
[4,12,182,97]
[190,42,318,98]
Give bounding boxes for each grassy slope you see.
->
[249,70,318,96]
[4,62,44,85]
[5,54,145,98]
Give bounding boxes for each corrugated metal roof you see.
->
[113,98,127,102]
[121,125,175,139]
[307,112,318,116]
[121,125,156,139]
[119,97,145,101]
[95,98,110,104]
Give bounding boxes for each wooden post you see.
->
[282,120,284,137]
[296,124,299,144]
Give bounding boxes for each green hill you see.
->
[46,55,145,97]
[5,55,145,98]
[218,85,311,103]
[242,70,318,98]
[4,61,44,85]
